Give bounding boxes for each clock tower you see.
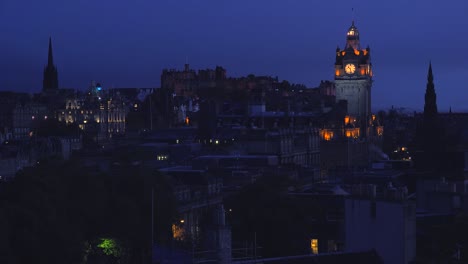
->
[334,21,373,129]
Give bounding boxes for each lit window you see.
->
[321,130,334,141]
[344,116,350,125]
[311,239,318,254]
[172,224,185,241]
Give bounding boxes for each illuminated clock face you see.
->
[345,64,356,74]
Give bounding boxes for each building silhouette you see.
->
[43,37,59,92]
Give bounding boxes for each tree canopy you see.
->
[0,157,177,264]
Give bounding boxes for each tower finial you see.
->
[424,61,437,119]
[428,60,433,82]
[48,37,54,66]
[352,7,355,25]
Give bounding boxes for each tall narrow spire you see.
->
[48,37,54,66]
[427,61,433,83]
[424,61,438,120]
[43,37,59,92]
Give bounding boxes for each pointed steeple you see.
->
[427,61,433,83]
[48,37,54,67]
[424,61,438,119]
[43,37,59,92]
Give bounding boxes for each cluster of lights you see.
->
[157,155,168,161]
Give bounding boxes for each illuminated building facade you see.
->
[334,22,372,128]
[319,20,384,174]
[57,83,128,140]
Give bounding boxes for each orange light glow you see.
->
[354,50,360,56]
[377,126,384,136]
[360,68,365,75]
[344,116,350,125]
[345,128,360,138]
[341,51,346,56]
[363,50,368,56]
[185,116,190,125]
[335,69,340,76]
[172,224,185,241]
[321,130,334,141]
[311,239,318,254]
[372,115,376,121]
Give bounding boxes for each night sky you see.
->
[1,0,467,111]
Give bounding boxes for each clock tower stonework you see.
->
[334,21,373,127]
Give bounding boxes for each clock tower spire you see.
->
[334,21,373,134]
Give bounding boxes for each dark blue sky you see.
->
[1,0,467,111]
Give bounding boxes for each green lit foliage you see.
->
[0,154,178,263]
[97,238,121,257]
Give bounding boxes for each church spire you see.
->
[43,37,59,92]
[48,37,54,67]
[424,61,438,119]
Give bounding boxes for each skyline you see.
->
[1,0,467,111]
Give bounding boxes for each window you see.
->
[310,239,318,254]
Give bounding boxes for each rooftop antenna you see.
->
[352,7,355,25]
